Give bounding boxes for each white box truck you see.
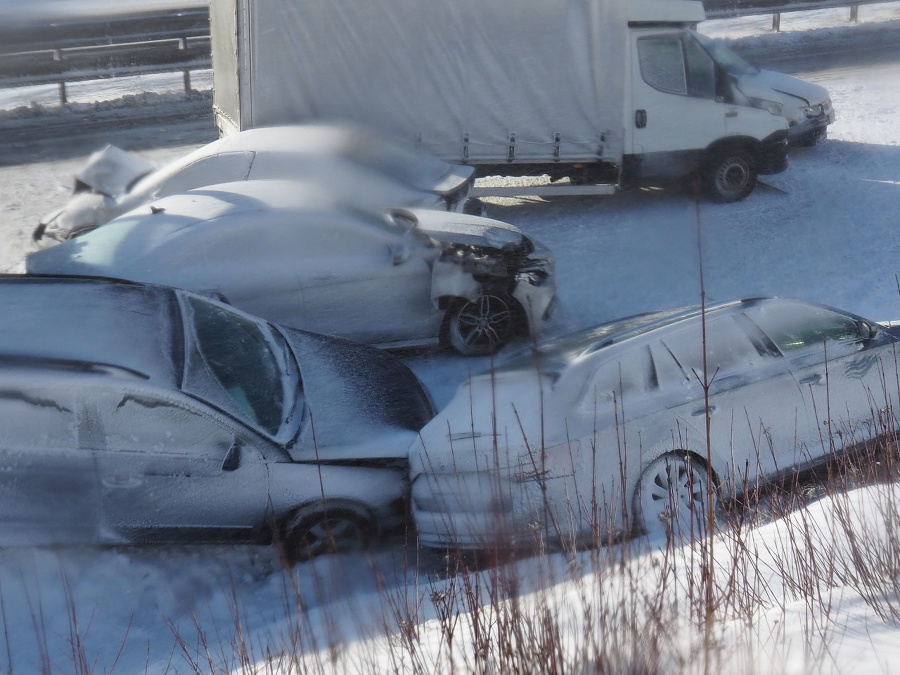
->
[209,0,798,202]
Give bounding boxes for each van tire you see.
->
[701,149,758,203]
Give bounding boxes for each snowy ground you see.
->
[0,3,899,673]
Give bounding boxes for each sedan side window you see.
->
[0,385,77,449]
[81,388,234,457]
[147,152,256,198]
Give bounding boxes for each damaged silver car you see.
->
[411,298,900,551]
[26,180,556,355]
[34,123,480,245]
[0,274,434,559]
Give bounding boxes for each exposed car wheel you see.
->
[446,294,516,356]
[282,509,372,562]
[701,149,758,203]
[633,454,715,540]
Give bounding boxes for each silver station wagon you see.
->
[410,298,900,550]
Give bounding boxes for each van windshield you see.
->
[694,32,760,77]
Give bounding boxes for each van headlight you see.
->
[748,97,784,116]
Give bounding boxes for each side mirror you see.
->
[222,441,241,471]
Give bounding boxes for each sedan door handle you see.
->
[102,476,142,489]
[799,373,822,385]
[692,405,716,417]
[311,274,338,283]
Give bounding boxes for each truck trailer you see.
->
[209,0,805,202]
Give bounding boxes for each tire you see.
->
[633,454,715,540]
[446,294,516,356]
[283,509,372,562]
[701,149,758,203]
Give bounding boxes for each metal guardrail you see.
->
[704,0,894,30]
[704,0,890,16]
[0,36,211,103]
[0,8,211,104]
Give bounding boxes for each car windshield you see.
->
[179,295,302,440]
[693,32,760,77]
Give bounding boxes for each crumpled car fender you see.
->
[430,259,481,305]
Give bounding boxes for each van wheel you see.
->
[633,453,715,540]
[446,294,516,356]
[702,149,757,203]
[282,509,372,562]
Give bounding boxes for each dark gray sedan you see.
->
[0,275,434,559]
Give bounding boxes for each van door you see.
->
[628,30,726,180]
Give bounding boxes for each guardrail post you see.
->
[178,38,192,93]
[53,50,68,104]
[772,11,781,32]
[850,5,859,22]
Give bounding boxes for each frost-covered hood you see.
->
[73,145,155,198]
[737,69,830,118]
[407,209,526,249]
[277,327,435,459]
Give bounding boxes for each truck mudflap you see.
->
[757,129,790,175]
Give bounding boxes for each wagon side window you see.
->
[743,302,865,356]
[660,316,767,382]
[583,345,656,407]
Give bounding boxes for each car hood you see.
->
[278,327,435,460]
[737,69,830,110]
[73,145,155,198]
[35,191,111,245]
[407,209,526,249]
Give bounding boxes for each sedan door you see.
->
[292,213,438,344]
[0,382,100,543]
[82,387,270,542]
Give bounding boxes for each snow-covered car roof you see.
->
[195,124,474,194]
[0,274,180,383]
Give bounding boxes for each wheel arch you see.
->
[437,293,529,345]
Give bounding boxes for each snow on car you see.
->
[0,274,435,559]
[26,179,557,355]
[694,33,834,146]
[33,123,479,245]
[410,298,900,550]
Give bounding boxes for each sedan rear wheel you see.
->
[447,294,516,356]
[283,510,372,562]
[633,454,715,540]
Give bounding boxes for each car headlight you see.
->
[748,97,784,116]
[802,103,824,118]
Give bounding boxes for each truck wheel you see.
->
[446,294,516,356]
[702,149,758,203]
